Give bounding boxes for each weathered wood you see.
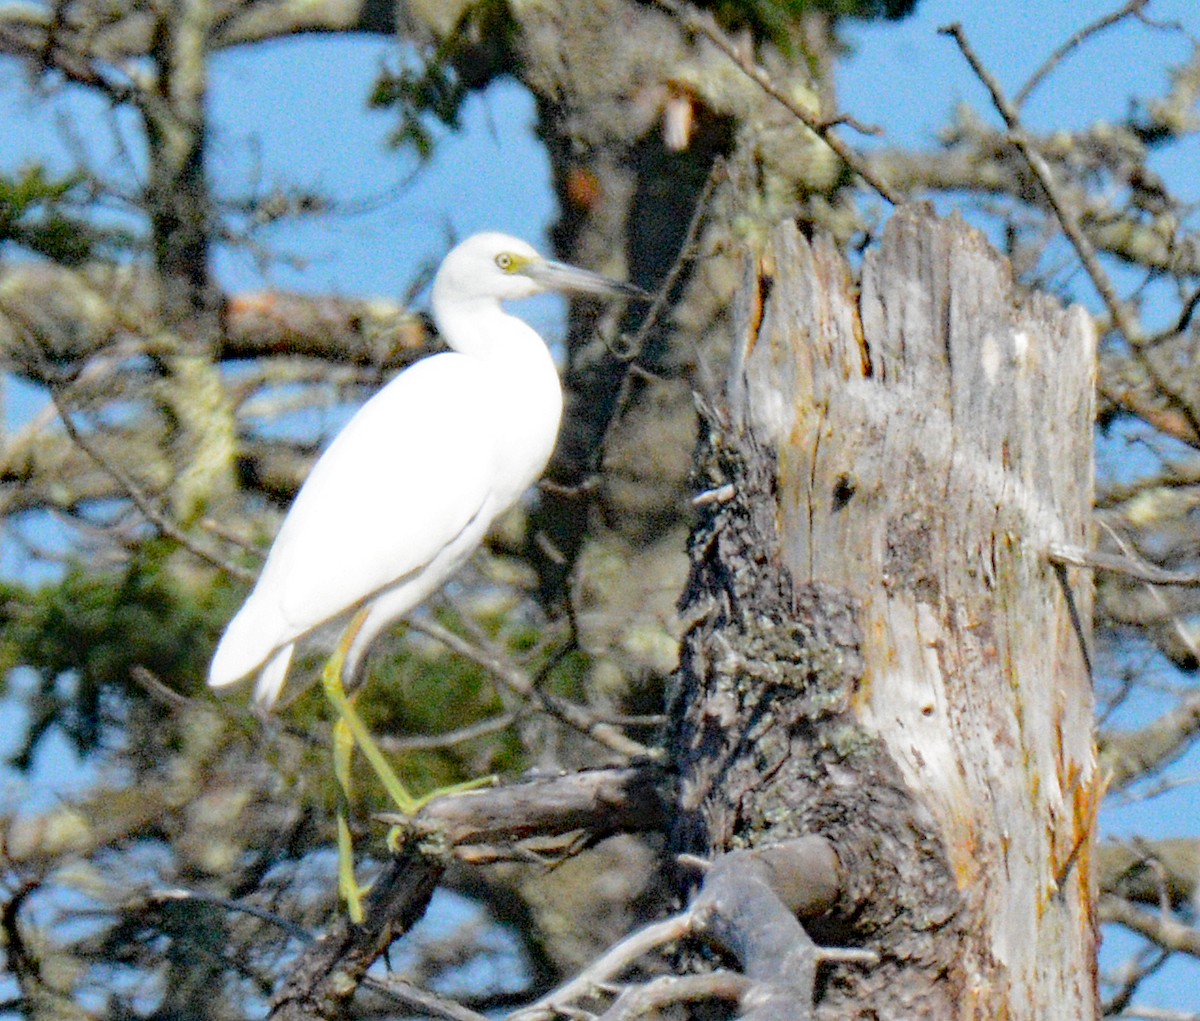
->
[672,206,1097,1019]
[691,850,822,1021]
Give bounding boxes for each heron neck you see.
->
[434,298,550,363]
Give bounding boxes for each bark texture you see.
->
[673,206,1098,1019]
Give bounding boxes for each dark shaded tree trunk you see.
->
[672,207,1098,1018]
[142,0,238,528]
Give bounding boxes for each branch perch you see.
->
[513,837,861,1021]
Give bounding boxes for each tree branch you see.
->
[597,972,753,1021]
[1049,543,1200,587]
[654,0,902,204]
[940,20,1200,445]
[512,838,854,1021]
[1100,690,1200,792]
[1100,894,1200,957]
[379,765,670,862]
[50,389,256,582]
[1015,0,1152,107]
[410,618,655,760]
[1099,838,1200,909]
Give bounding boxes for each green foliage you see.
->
[369,0,516,158]
[369,0,916,155]
[702,0,919,52]
[371,57,467,159]
[0,541,244,767]
[819,0,919,17]
[0,166,98,266]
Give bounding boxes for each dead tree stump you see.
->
[671,206,1098,1019]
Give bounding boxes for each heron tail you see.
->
[253,644,295,709]
[209,597,289,693]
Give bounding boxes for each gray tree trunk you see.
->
[672,207,1098,1019]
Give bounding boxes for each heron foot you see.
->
[383,774,499,852]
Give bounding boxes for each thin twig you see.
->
[1097,519,1198,631]
[814,947,882,966]
[49,390,256,582]
[362,974,495,1021]
[150,887,314,943]
[1165,286,1200,340]
[1015,0,1151,107]
[820,112,883,137]
[1101,686,1200,794]
[378,709,520,753]
[590,156,726,495]
[1103,944,1170,1016]
[620,156,724,362]
[940,21,1200,445]
[511,912,697,1021]
[1099,893,1200,955]
[596,973,752,1021]
[0,8,138,103]
[1111,769,1200,805]
[655,0,901,205]
[512,839,873,1021]
[939,23,1129,332]
[129,665,198,710]
[409,618,653,760]
[1117,1008,1200,1021]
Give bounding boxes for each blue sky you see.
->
[1,0,1199,1012]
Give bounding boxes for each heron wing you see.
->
[261,353,499,633]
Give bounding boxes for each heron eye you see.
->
[495,252,515,272]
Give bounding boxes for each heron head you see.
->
[432,233,647,310]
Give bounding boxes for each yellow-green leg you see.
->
[332,715,367,923]
[322,610,495,919]
[323,615,421,815]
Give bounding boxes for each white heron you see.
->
[208,232,643,918]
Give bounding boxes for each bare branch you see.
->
[1100,690,1200,792]
[50,389,256,582]
[596,973,753,1021]
[379,765,669,857]
[225,291,430,367]
[1015,0,1152,107]
[654,0,902,204]
[618,157,724,365]
[362,974,495,1021]
[1099,838,1200,908]
[269,846,445,1021]
[940,20,1200,444]
[379,710,522,754]
[149,887,314,944]
[410,618,654,760]
[0,263,429,375]
[1049,543,1200,587]
[513,913,696,1021]
[1100,894,1200,957]
[512,837,856,1021]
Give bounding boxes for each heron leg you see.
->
[323,611,417,921]
[332,715,368,923]
[322,611,421,815]
[323,611,499,913]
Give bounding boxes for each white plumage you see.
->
[209,232,641,708]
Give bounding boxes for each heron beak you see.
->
[525,258,650,300]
